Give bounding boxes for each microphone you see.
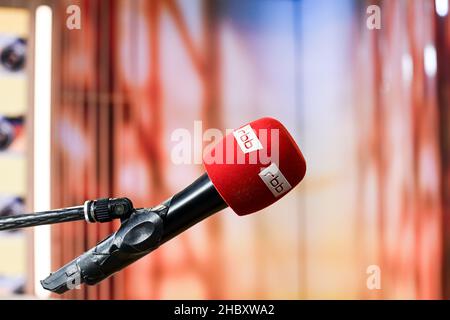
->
[41,117,306,293]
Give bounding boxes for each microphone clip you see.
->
[83,198,134,223]
[0,197,135,232]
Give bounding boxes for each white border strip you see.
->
[33,5,53,299]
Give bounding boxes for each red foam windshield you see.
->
[203,117,306,215]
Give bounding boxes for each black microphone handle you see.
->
[41,173,227,294]
[159,172,227,243]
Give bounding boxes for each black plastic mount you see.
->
[41,173,226,294]
[41,206,166,294]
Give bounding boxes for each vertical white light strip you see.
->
[401,53,413,85]
[436,0,449,17]
[34,5,52,299]
[424,44,437,78]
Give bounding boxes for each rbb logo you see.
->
[268,174,285,194]
[239,130,254,150]
[259,163,292,197]
[233,124,262,154]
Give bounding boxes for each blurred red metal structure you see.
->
[435,0,450,300]
[355,0,443,299]
[46,0,450,300]
[50,0,223,299]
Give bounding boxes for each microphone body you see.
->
[41,117,306,294]
[41,173,226,294]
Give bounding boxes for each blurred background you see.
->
[0,0,449,300]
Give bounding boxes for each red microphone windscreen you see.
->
[203,117,306,215]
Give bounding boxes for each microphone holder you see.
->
[0,197,134,231]
[0,173,221,294]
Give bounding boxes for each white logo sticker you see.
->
[259,163,292,197]
[233,124,263,154]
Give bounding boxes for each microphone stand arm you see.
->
[41,205,168,294]
[0,198,134,231]
[0,197,143,294]
[0,173,223,294]
[40,173,224,294]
